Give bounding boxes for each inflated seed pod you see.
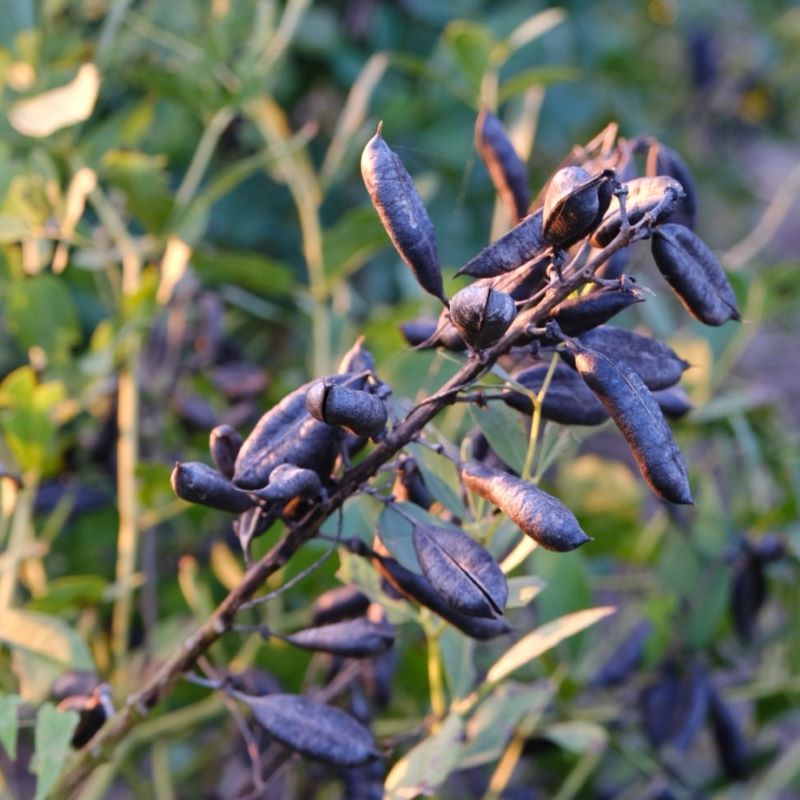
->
[392,456,434,510]
[649,141,698,229]
[651,223,740,325]
[574,349,693,504]
[753,534,785,563]
[361,125,447,305]
[652,385,692,418]
[707,686,750,780]
[568,325,690,390]
[591,175,684,247]
[253,463,321,503]
[281,617,396,658]
[543,167,614,249]
[209,424,243,479]
[311,586,371,627]
[475,109,530,222]
[456,209,545,278]
[502,363,609,426]
[412,523,507,618]
[449,285,516,349]
[171,462,255,513]
[547,279,645,337]
[461,462,592,552]
[306,380,387,438]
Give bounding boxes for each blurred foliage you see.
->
[0,0,798,798]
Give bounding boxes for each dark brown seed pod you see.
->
[412,523,507,618]
[502,363,609,426]
[361,125,447,305]
[449,285,516,350]
[399,311,467,352]
[569,325,690,390]
[589,620,651,688]
[209,424,243,479]
[306,381,387,438]
[652,385,692,419]
[56,684,114,748]
[461,462,592,552]
[646,141,698,229]
[707,686,750,780]
[591,175,684,247]
[282,617,396,658]
[475,109,531,223]
[574,350,693,504]
[242,693,380,767]
[253,463,321,503]
[392,456,434,510]
[730,550,766,643]
[651,223,740,325]
[171,462,255,513]
[492,255,550,302]
[542,167,614,250]
[455,208,545,278]
[547,279,645,337]
[311,586,371,627]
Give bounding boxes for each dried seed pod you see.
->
[574,350,693,504]
[399,318,438,347]
[753,534,785,563]
[547,279,645,337]
[361,125,447,304]
[399,313,467,352]
[589,620,651,688]
[338,335,377,375]
[456,209,545,278]
[652,385,692,418]
[502,363,609,426]
[730,550,767,643]
[306,381,388,438]
[461,462,591,552]
[253,463,321,503]
[282,617,396,658]
[591,175,684,247]
[492,255,550,302]
[211,363,269,400]
[311,586,371,627]
[209,424,243,479]
[569,325,690,390]
[171,462,255,513]
[651,223,740,325]
[543,167,614,249]
[475,109,530,222]
[243,693,380,767]
[56,684,114,748]
[707,686,750,780]
[392,456,434,510]
[649,141,698,229]
[412,523,507,618]
[449,285,516,349]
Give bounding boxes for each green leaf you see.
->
[376,505,420,573]
[541,721,607,754]
[499,65,579,103]
[506,575,546,608]
[323,206,388,285]
[442,21,493,94]
[408,442,468,518]
[460,682,551,769]
[384,713,465,800]
[468,403,528,475]
[486,606,616,685]
[26,575,109,614]
[0,609,93,671]
[0,214,32,242]
[190,248,294,296]
[31,702,78,800]
[0,694,22,759]
[439,627,476,700]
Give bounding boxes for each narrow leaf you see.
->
[0,610,93,670]
[0,694,22,759]
[31,703,79,800]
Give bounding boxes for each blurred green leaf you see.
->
[190,248,294,296]
[468,403,527,474]
[0,609,93,670]
[442,20,494,96]
[323,206,388,286]
[0,694,22,760]
[499,65,579,103]
[439,626,476,699]
[541,720,607,754]
[31,702,78,800]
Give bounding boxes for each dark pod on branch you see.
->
[392,456,434,510]
[306,380,388,438]
[171,462,255,513]
[56,684,114,749]
[449,285,516,350]
[547,278,645,337]
[652,385,693,419]
[282,617,396,658]
[399,312,467,352]
[574,350,693,504]
[730,547,768,643]
[361,125,447,305]
[708,686,750,780]
[591,175,684,247]
[311,586,371,627]
[209,424,243,480]
[648,141,698,229]
[589,620,651,688]
[412,522,507,618]
[475,109,531,223]
[241,692,380,767]
[461,462,592,552]
[502,363,609,426]
[252,463,321,504]
[651,223,740,325]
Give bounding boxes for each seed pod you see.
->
[547,279,645,337]
[502,363,609,426]
[649,141,698,229]
[456,209,545,278]
[543,167,614,249]
[392,456,433,510]
[57,684,114,748]
[651,223,740,325]
[569,325,690,390]
[361,125,447,305]
[475,109,530,222]
[282,617,396,658]
[492,255,550,302]
[338,335,377,375]
[370,550,511,641]
[306,381,387,438]
[730,550,766,643]
[461,462,591,552]
[211,362,269,400]
[589,620,651,688]
[652,385,692,419]
[243,693,380,767]
[311,586,371,627]
[253,463,321,503]
[171,462,255,513]
[591,175,684,247]
[412,523,507,618]
[209,424,243,479]
[707,686,750,780]
[574,350,693,504]
[449,285,516,349]
[753,534,785,563]
[399,313,467,352]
